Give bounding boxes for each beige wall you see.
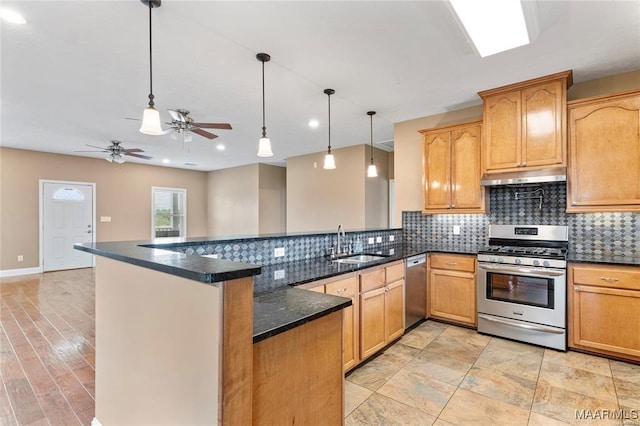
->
[0,148,208,271]
[258,164,286,235]
[206,164,260,237]
[392,69,640,228]
[287,145,389,233]
[365,147,390,228]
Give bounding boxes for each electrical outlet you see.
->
[202,254,218,259]
[389,248,395,255]
[367,237,374,245]
[274,247,285,257]
[389,235,395,242]
[274,269,285,280]
[453,225,461,235]
[17,255,23,262]
[376,236,382,243]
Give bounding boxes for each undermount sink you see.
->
[331,254,388,264]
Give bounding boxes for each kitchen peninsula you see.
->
[76,238,352,425]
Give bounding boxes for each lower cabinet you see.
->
[568,263,640,362]
[359,261,406,361]
[325,276,359,371]
[427,253,477,327]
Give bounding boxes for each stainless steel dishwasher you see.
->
[405,254,427,328]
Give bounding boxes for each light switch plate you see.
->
[274,247,285,257]
[389,235,395,242]
[453,225,461,235]
[376,236,382,243]
[100,216,111,222]
[368,237,374,245]
[274,269,285,280]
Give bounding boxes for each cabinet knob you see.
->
[516,163,522,167]
[600,276,620,283]
[522,162,527,167]
[571,202,577,206]
[451,204,455,208]
[574,286,580,292]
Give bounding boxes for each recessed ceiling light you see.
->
[449,0,529,57]
[309,119,319,129]
[216,143,225,151]
[1,8,26,24]
[162,158,170,164]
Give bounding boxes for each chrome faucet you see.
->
[337,224,346,255]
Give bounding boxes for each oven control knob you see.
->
[515,258,522,265]
[543,260,550,267]
[533,260,540,266]
[497,257,504,263]
[489,256,496,263]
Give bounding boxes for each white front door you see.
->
[43,182,94,271]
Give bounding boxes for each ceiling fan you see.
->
[75,140,152,164]
[164,109,233,142]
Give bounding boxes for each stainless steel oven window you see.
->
[485,272,554,309]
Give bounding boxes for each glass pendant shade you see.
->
[367,163,378,177]
[323,153,336,170]
[258,137,274,157]
[139,106,164,135]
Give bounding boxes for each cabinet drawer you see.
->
[430,253,475,273]
[571,264,640,291]
[385,262,405,283]
[360,268,385,293]
[306,285,325,293]
[325,276,358,298]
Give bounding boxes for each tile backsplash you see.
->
[403,182,639,257]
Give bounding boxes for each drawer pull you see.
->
[600,277,620,283]
[446,262,458,266]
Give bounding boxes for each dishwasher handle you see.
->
[406,254,426,267]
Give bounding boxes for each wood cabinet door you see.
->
[569,283,640,359]
[521,81,565,167]
[359,287,386,360]
[326,277,359,371]
[385,280,405,342]
[483,91,521,171]
[451,124,484,210]
[567,92,640,212]
[423,131,451,210]
[428,269,476,326]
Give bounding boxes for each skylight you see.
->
[450,0,530,57]
[0,8,26,25]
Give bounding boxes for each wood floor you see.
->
[1,269,95,425]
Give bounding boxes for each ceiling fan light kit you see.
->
[323,88,336,170]
[75,140,152,164]
[256,52,274,157]
[366,110,378,178]
[139,0,164,135]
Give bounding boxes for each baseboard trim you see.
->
[0,266,43,278]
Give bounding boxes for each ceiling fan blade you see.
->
[167,109,186,122]
[74,150,106,153]
[123,148,145,153]
[193,123,232,130]
[125,152,153,160]
[125,117,141,121]
[191,128,218,140]
[86,144,108,150]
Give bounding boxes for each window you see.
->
[152,187,186,239]
[52,187,85,201]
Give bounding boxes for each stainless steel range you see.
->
[477,225,568,350]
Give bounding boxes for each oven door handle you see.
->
[477,263,565,277]
[478,314,565,334]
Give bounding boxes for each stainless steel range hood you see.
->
[480,167,567,186]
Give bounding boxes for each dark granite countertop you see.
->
[568,253,640,266]
[75,241,261,284]
[253,288,352,343]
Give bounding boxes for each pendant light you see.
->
[139,0,164,135]
[323,89,336,169]
[366,111,378,177]
[257,53,274,157]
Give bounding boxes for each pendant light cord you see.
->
[370,113,374,163]
[261,59,266,138]
[327,92,332,154]
[147,1,154,107]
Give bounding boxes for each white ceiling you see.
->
[2,1,639,171]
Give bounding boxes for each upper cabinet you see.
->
[566,90,640,212]
[420,120,485,214]
[479,71,573,173]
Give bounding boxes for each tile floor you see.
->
[345,321,640,425]
[2,269,639,425]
